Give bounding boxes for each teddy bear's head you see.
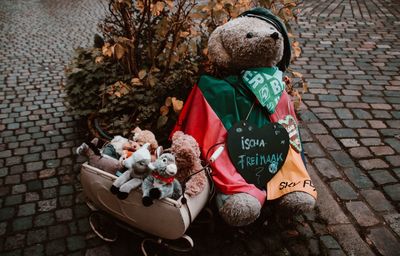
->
[208,7,291,74]
[131,127,159,152]
[170,131,207,197]
[170,131,201,181]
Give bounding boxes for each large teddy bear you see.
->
[172,8,317,226]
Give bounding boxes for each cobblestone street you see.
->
[293,0,400,255]
[0,0,109,255]
[0,0,399,255]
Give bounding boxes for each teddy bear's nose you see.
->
[271,32,279,40]
[246,32,254,39]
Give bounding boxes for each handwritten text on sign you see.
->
[227,121,290,189]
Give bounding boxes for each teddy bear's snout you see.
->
[271,32,279,40]
[246,32,254,39]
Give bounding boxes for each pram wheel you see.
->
[141,235,194,256]
[89,212,118,242]
[166,235,194,252]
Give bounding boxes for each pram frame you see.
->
[80,162,211,242]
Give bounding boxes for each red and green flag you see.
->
[172,74,317,204]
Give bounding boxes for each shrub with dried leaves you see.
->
[65,0,306,142]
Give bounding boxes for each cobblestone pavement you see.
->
[292,0,400,255]
[0,0,109,255]
[0,0,399,255]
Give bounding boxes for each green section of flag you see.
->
[197,75,270,131]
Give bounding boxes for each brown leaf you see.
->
[165,0,174,9]
[95,56,104,64]
[102,43,113,57]
[119,86,129,96]
[148,75,157,87]
[292,71,303,78]
[293,46,301,58]
[190,12,204,19]
[114,43,125,60]
[131,78,143,86]
[214,3,223,11]
[165,97,172,107]
[152,2,165,16]
[171,97,183,113]
[151,67,161,73]
[138,69,147,80]
[135,0,144,12]
[180,31,190,37]
[160,105,169,116]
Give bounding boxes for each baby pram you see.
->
[79,143,223,254]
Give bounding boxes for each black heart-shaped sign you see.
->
[227,121,290,189]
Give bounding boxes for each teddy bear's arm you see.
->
[112,170,132,188]
[183,172,206,197]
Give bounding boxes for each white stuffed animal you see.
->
[110,143,151,199]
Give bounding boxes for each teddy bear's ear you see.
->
[208,28,231,69]
[132,127,142,134]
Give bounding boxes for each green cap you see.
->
[239,7,291,72]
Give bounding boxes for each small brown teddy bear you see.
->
[132,127,158,153]
[170,131,207,197]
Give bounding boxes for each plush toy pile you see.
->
[172,7,317,226]
[77,7,317,227]
[76,127,206,204]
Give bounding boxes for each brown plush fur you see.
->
[207,14,315,226]
[208,17,284,74]
[170,131,207,197]
[132,127,159,153]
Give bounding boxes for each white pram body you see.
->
[80,162,210,240]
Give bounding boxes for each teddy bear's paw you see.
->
[217,193,261,227]
[278,192,316,214]
[110,185,119,195]
[117,191,129,200]
[149,188,161,199]
[142,196,153,207]
[76,143,89,155]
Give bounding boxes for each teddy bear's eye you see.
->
[246,32,254,39]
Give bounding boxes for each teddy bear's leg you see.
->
[277,191,316,214]
[149,188,161,199]
[150,185,174,200]
[216,192,261,226]
[117,178,142,200]
[110,171,131,195]
[119,178,142,193]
